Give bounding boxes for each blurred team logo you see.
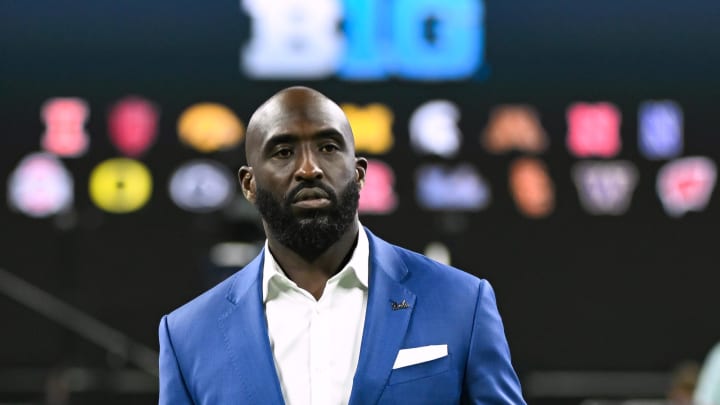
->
[89,158,153,213]
[341,103,393,154]
[240,0,484,81]
[209,241,263,269]
[572,161,638,215]
[409,100,461,158]
[415,163,490,211]
[638,100,683,160]
[168,160,235,213]
[339,0,483,80]
[566,102,621,158]
[508,158,554,218]
[423,241,451,265]
[241,0,343,78]
[177,103,244,153]
[358,159,398,214]
[108,96,160,157]
[657,157,716,218]
[7,153,74,218]
[41,98,90,157]
[482,105,547,154]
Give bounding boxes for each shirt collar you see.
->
[262,222,369,302]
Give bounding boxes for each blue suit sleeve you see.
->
[158,315,194,405]
[462,280,526,405]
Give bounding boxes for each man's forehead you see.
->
[247,90,353,146]
[267,91,344,122]
[265,102,342,128]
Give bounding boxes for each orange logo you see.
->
[509,158,554,218]
[178,103,244,153]
[482,105,547,154]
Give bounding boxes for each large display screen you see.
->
[1,0,720,402]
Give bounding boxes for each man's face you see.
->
[240,88,366,259]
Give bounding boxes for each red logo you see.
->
[567,102,621,158]
[41,98,90,157]
[108,96,159,157]
[657,157,716,217]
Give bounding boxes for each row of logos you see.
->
[39,97,684,159]
[7,153,716,220]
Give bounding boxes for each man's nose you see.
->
[294,148,323,181]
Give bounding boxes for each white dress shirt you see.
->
[262,225,369,405]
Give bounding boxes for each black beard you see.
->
[254,179,360,261]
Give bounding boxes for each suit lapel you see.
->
[349,230,416,405]
[217,252,285,404]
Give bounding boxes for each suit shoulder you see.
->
[165,273,236,329]
[164,252,263,330]
[164,266,259,339]
[390,243,485,292]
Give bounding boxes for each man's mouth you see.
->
[291,187,332,209]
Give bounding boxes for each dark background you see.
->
[2,0,720,403]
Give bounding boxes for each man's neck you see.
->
[266,220,360,300]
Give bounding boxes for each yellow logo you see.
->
[89,158,152,213]
[177,103,244,153]
[341,103,393,154]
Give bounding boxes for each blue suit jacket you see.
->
[159,229,526,404]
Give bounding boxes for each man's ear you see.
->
[355,157,368,189]
[238,166,256,203]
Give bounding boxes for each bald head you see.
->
[244,86,354,165]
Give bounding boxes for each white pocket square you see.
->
[392,344,448,369]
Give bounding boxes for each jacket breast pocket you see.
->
[381,355,460,405]
[388,353,452,385]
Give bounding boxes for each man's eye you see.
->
[320,144,339,153]
[273,148,292,158]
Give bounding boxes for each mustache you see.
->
[285,182,338,205]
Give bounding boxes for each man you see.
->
[159,86,526,404]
